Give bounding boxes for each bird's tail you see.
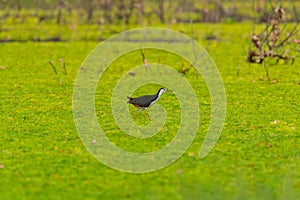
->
[127,96,132,103]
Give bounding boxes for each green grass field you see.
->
[1,23,300,199]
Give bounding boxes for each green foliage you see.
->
[0,22,300,200]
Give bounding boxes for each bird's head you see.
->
[159,88,167,94]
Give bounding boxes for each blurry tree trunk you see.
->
[134,0,144,24]
[117,0,135,24]
[101,0,112,23]
[16,0,21,18]
[214,3,225,23]
[116,0,124,20]
[57,0,65,24]
[87,7,93,23]
[85,0,94,23]
[157,0,165,23]
[126,0,135,24]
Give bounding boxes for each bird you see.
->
[127,88,167,117]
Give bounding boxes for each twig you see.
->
[140,47,149,70]
[263,61,270,81]
[49,60,58,75]
[62,62,67,75]
[60,58,67,75]
[59,58,67,75]
[140,47,145,61]
[275,21,299,48]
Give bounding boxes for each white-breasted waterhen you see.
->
[127,88,167,116]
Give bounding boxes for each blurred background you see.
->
[0,0,299,42]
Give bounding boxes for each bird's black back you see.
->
[128,94,158,107]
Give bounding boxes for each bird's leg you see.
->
[142,111,148,118]
[133,111,137,118]
[142,108,152,120]
[133,107,142,118]
[147,107,152,120]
